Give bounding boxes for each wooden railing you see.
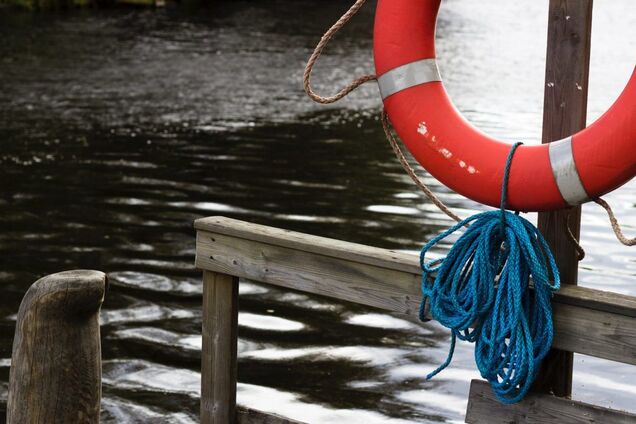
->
[195,216,636,424]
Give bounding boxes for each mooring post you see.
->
[535,0,593,397]
[7,270,106,424]
[201,270,239,424]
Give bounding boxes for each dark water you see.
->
[0,1,634,422]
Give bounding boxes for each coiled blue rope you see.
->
[419,142,560,404]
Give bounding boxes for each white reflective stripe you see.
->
[377,59,441,100]
[549,137,589,206]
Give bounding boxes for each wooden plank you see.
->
[195,219,636,316]
[536,0,594,397]
[195,216,421,274]
[201,271,239,424]
[195,226,636,365]
[465,379,636,424]
[551,302,636,365]
[7,270,106,424]
[237,406,306,424]
[555,287,636,318]
[196,230,422,316]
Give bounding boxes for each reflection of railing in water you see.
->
[194,216,636,424]
[4,217,636,423]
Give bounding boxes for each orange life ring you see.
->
[374,0,636,211]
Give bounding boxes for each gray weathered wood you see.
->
[536,0,594,397]
[555,285,636,318]
[195,216,420,274]
[196,229,421,316]
[237,406,306,424]
[7,270,107,424]
[465,379,636,424]
[550,302,636,365]
[195,218,636,365]
[201,271,239,424]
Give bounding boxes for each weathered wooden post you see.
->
[200,270,239,424]
[7,270,107,424]
[535,0,593,397]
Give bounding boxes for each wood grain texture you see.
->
[195,216,421,274]
[554,286,636,318]
[196,230,422,316]
[536,0,594,397]
[551,302,636,365]
[237,407,306,424]
[201,271,239,424]
[466,379,636,424]
[7,270,106,424]
[195,223,636,364]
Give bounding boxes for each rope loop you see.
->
[563,209,586,260]
[499,142,523,228]
[420,143,560,404]
[303,0,376,104]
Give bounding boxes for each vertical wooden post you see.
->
[7,270,106,424]
[535,0,593,397]
[201,271,239,424]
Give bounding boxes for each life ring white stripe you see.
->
[377,59,441,100]
[548,137,589,206]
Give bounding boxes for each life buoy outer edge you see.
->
[374,0,636,212]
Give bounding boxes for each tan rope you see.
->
[381,111,462,223]
[302,0,461,222]
[563,208,585,260]
[595,198,636,246]
[303,0,376,104]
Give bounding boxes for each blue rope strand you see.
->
[419,142,560,404]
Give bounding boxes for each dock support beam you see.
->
[201,270,239,424]
[535,0,593,397]
[7,270,106,424]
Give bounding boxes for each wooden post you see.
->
[535,0,593,397]
[201,271,239,424]
[7,270,106,424]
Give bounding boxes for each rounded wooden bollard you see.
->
[7,270,107,424]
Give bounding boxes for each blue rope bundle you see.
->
[419,143,560,404]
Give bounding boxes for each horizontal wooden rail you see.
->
[466,379,636,424]
[195,216,636,366]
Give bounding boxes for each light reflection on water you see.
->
[0,0,634,422]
